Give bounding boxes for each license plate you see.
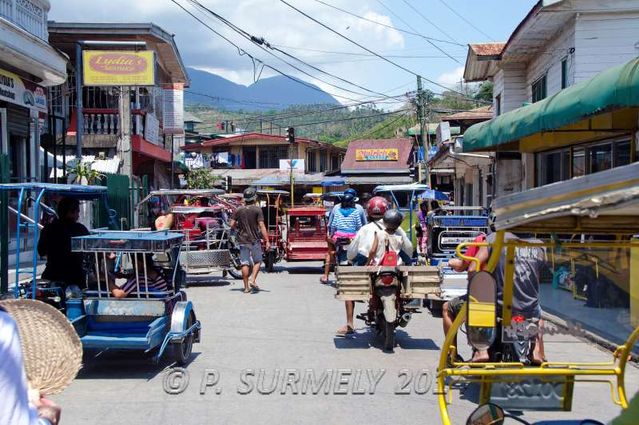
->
[441,236,473,245]
[485,376,574,411]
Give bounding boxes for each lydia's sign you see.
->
[355,148,399,161]
[83,51,155,86]
[0,68,47,112]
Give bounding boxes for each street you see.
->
[54,261,639,425]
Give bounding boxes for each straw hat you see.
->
[0,299,83,395]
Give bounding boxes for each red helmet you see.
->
[366,196,389,220]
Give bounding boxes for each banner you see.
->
[144,113,160,145]
[0,68,47,112]
[83,50,155,86]
[163,88,184,135]
[355,148,399,161]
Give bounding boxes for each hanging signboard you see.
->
[163,87,184,135]
[355,148,399,161]
[0,68,47,113]
[279,159,305,171]
[144,113,160,145]
[83,50,155,86]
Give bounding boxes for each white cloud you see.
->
[436,66,465,86]
[48,0,407,102]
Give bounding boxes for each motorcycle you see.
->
[466,403,604,425]
[490,315,538,365]
[356,267,422,352]
[335,236,353,266]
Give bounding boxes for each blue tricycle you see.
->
[68,230,201,365]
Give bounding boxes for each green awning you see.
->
[463,57,639,152]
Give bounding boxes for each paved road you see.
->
[54,261,639,425]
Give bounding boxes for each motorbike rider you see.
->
[336,203,413,336]
[320,188,366,284]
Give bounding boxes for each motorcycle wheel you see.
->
[226,268,242,280]
[382,320,395,352]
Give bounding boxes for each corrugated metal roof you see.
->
[442,105,493,122]
[340,138,413,174]
[183,111,202,124]
[469,42,505,57]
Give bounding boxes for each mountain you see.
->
[185,68,339,111]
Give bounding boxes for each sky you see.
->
[49,0,537,105]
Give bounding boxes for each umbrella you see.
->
[417,189,449,201]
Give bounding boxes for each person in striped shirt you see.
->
[111,254,169,298]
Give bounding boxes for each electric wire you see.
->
[399,0,459,44]
[436,0,495,41]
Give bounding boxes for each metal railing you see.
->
[0,0,48,40]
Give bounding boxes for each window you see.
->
[531,75,547,103]
[319,151,327,172]
[495,94,502,116]
[561,57,568,89]
[615,140,631,167]
[306,150,317,172]
[572,148,585,178]
[589,144,612,173]
[258,146,288,169]
[537,149,570,186]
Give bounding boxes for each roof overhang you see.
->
[463,43,505,82]
[47,22,189,86]
[463,57,639,153]
[0,18,67,85]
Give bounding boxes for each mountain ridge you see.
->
[185,68,340,111]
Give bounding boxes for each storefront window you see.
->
[537,149,569,186]
[614,140,631,167]
[572,148,585,178]
[588,144,612,173]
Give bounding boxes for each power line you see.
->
[271,44,465,59]
[436,0,495,41]
[279,0,484,101]
[169,0,365,103]
[187,0,405,102]
[400,0,459,44]
[311,0,465,47]
[373,0,462,64]
[185,90,286,107]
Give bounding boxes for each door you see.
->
[243,146,256,169]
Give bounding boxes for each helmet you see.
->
[341,193,355,206]
[344,188,358,197]
[383,209,404,231]
[366,196,388,220]
[243,187,257,202]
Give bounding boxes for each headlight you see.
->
[65,285,83,299]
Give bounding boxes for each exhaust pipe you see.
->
[399,312,412,328]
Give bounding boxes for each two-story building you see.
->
[0,0,67,183]
[182,132,345,192]
[46,22,189,189]
[463,0,639,196]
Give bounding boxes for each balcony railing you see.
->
[0,0,49,41]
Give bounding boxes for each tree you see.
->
[475,81,494,102]
[186,168,219,189]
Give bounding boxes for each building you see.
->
[338,138,415,194]
[47,22,189,189]
[426,107,494,206]
[0,0,67,183]
[182,132,345,192]
[463,0,639,195]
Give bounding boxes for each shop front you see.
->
[463,57,639,348]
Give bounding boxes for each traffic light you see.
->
[222,176,232,192]
[286,127,295,143]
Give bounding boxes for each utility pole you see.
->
[286,127,295,207]
[118,86,132,222]
[75,42,84,159]
[416,76,431,187]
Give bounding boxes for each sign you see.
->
[83,50,155,86]
[436,121,451,145]
[355,148,399,161]
[279,159,305,171]
[144,113,160,145]
[0,68,47,112]
[163,87,184,135]
[185,152,204,169]
[485,376,574,411]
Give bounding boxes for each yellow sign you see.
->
[83,50,155,86]
[355,148,399,161]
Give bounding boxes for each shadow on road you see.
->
[186,276,233,287]
[333,328,439,351]
[77,350,202,380]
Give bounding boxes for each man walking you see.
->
[230,187,271,293]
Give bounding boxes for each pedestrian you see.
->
[230,187,271,293]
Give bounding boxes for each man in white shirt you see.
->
[0,307,61,425]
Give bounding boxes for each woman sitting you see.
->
[111,254,169,298]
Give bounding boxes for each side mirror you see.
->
[467,271,497,351]
[466,403,505,425]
